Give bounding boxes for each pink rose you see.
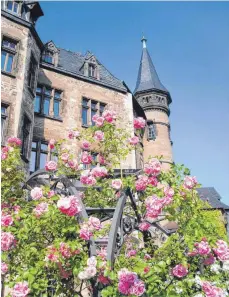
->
[162,195,173,206]
[1,152,7,160]
[80,170,96,186]
[59,242,72,258]
[49,139,55,150]
[30,187,43,200]
[91,166,108,178]
[33,202,49,218]
[129,136,139,145]
[46,253,59,263]
[94,131,104,141]
[213,240,229,261]
[1,232,15,251]
[144,158,161,176]
[12,282,30,297]
[85,266,97,278]
[112,179,122,190]
[203,254,215,266]
[81,140,91,150]
[102,110,116,123]
[164,186,174,197]
[202,281,225,297]
[1,213,13,226]
[98,154,106,165]
[134,117,146,129]
[57,195,82,216]
[127,249,137,258]
[81,152,93,164]
[1,262,8,275]
[68,130,80,139]
[7,137,22,147]
[45,160,57,171]
[61,153,69,162]
[47,190,55,198]
[195,240,211,256]
[145,195,164,219]
[92,115,105,127]
[135,175,148,191]
[148,176,158,186]
[129,280,146,296]
[183,176,198,190]
[88,216,101,231]
[172,264,188,278]
[139,222,151,231]
[80,225,92,241]
[118,281,131,295]
[68,159,78,170]
[144,254,151,260]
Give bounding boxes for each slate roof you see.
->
[134,47,168,95]
[197,187,229,210]
[44,47,127,93]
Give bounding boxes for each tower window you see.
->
[148,123,156,140]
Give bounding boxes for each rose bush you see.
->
[1,113,229,297]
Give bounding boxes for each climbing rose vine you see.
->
[1,111,229,297]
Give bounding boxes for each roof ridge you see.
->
[58,47,83,57]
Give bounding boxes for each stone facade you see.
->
[1,2,140,172]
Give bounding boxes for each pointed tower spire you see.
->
[134,37,169,98]
[134,37,173,170]
[141,35,147,49]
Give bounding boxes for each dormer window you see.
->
[89,64,96,78]
[6,1,20,14]
[43,50,54,64]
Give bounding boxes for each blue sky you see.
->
[37,1,229,204]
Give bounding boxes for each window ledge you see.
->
[1,70,16,78]
[34,113,63,122]
[82,124,89,128]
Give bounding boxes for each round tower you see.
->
[134,37,173,169]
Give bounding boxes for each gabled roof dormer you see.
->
[42,41,59,66]
[81,51,100,80]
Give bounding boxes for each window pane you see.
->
[1,51,6,70]
[32,142,37,149]
[54,91,61,99]
[39,153,48,169]
[82,99,88,107]
[45,88,52,96]
[36,86,42,93]
[2,39,16,50]
[82,107,88,125]
[34,95,41,113]
[1,106,7,115]
[1,117,6,140]
[100,104,105,115]
[44,55,53,64]
[91,110,97,126]
[91,101,97,109]
[6,54,14,72]
[13,2,18,13]
[29,151,36,172]
[54,100,60,117]
[43,98,50,115]
[41,143,48,151]
[7,1,13,11]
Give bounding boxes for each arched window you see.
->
[148,122,156,140]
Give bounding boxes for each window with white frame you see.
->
[1,37,18,74]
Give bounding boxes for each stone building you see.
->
[1,1,145,172]
[1,1,228,220]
